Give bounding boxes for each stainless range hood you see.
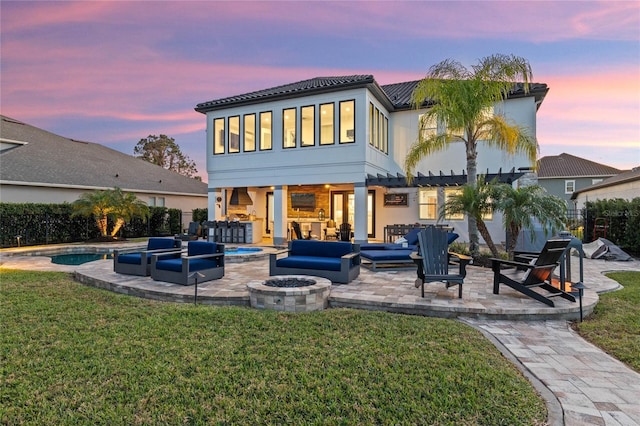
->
[229,187,253,206]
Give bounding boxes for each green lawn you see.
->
[1,269,547,425]
[573,271,640,372]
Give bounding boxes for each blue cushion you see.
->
[405,228,422,246]
[117,253,142,265]
[148,237,178,250]
[277,255,342,271]
[361,250,414,261]
[290,240,353,258]
[448,233,459,244]
[154,259,183,272]
[188,241,217,256]
[188,259,219,272]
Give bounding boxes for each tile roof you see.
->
[0,115,207,195]
[537,153,622,178]
[571,167,640,198]
[195,75,391,112]
[196,75,549,113]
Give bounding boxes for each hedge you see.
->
[0,203,182,248]
[583,198,640,253]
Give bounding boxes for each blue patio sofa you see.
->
[151,241,225,285]
[360,228,458,271]
[269,240,360,284]
[113,237,182,276]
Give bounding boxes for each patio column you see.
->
[353,182,368,244]
[272,186,288,246]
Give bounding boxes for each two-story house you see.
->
[195,75,548,246]
[536,153,622,211]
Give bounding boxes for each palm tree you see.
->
[71,190,115,237]
[404,54,538,256]
[440,177,500,258]
[493,184,566,259]
[109,188,150,237]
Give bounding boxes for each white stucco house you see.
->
[195,75,548,246]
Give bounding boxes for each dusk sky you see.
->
[2,1,639,181]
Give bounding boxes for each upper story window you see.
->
[565,180,575,194]
[213,118,225,154]
[370,102,389,154]
[228,115,240,153]
[592,178,603,185]
[260,111,272,150]
[339,100,355,144]
[244,114,256,152]
[283,107,296,148]
[418,113,437,140]
[320,103,334,145]
[301,105,315,147]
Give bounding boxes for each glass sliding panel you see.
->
[333,193,344,226]
[283,108,297,148]
[213,118,225,154]
[367,192,374,235]
[301,105,315,147]
[339,100,355,144]
[419,188,437,220]
[228,116,240,153]
[369,103,374,146]
[244,114,256,152]
[320,103,334,145]
[260,111,272,150]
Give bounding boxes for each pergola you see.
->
[366,168,524,188]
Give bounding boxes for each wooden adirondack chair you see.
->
[410,226,471,298]
[491,238,576,307]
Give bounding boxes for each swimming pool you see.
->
[50,253,113,265]
[225,247,263,255]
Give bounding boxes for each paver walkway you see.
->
[2,244,639,425]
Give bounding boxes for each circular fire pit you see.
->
[246,275,331,312]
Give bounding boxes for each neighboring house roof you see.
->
[571,167,640,199]
[537,153,622,179]
[195,75,549,113]
[0,115,207,196]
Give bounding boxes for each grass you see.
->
[573,271,640,372]
[1,269,547,425]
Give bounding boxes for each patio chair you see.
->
[151,241,225,285]
[490,238,576,307]
[409,226,471,298]
[339,222,352,242]
[113,237,182,276]
[177,221,201,241]
[291,221,304,239]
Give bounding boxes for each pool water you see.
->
[225,247,263,255]
[50,253,113,265]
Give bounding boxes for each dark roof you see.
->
[196,75,549,113]
[195,75,394,113]
[380,81,549,110]
[0,115,207,195]
[537,153,622,179]
[571,167,640,198]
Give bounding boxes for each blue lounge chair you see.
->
[113,238,182,276]
[151,241,225,285]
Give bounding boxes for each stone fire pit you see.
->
[246,275,331,312]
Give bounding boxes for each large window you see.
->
[244,114,256,152]
[339,100,355,144]
[419,113,437,140]
[444,188,464,220]
[301,105,315,147]
[320,103,334,145]
[283,107,296,148]
[370,102,389,154]
[369,103,374,146]
[383,116,388,154]
[260,111,272,150]
[418,188,438,220]
[213,118,225,154]
[228,115,240,153]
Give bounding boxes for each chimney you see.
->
[229,187,253,206]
